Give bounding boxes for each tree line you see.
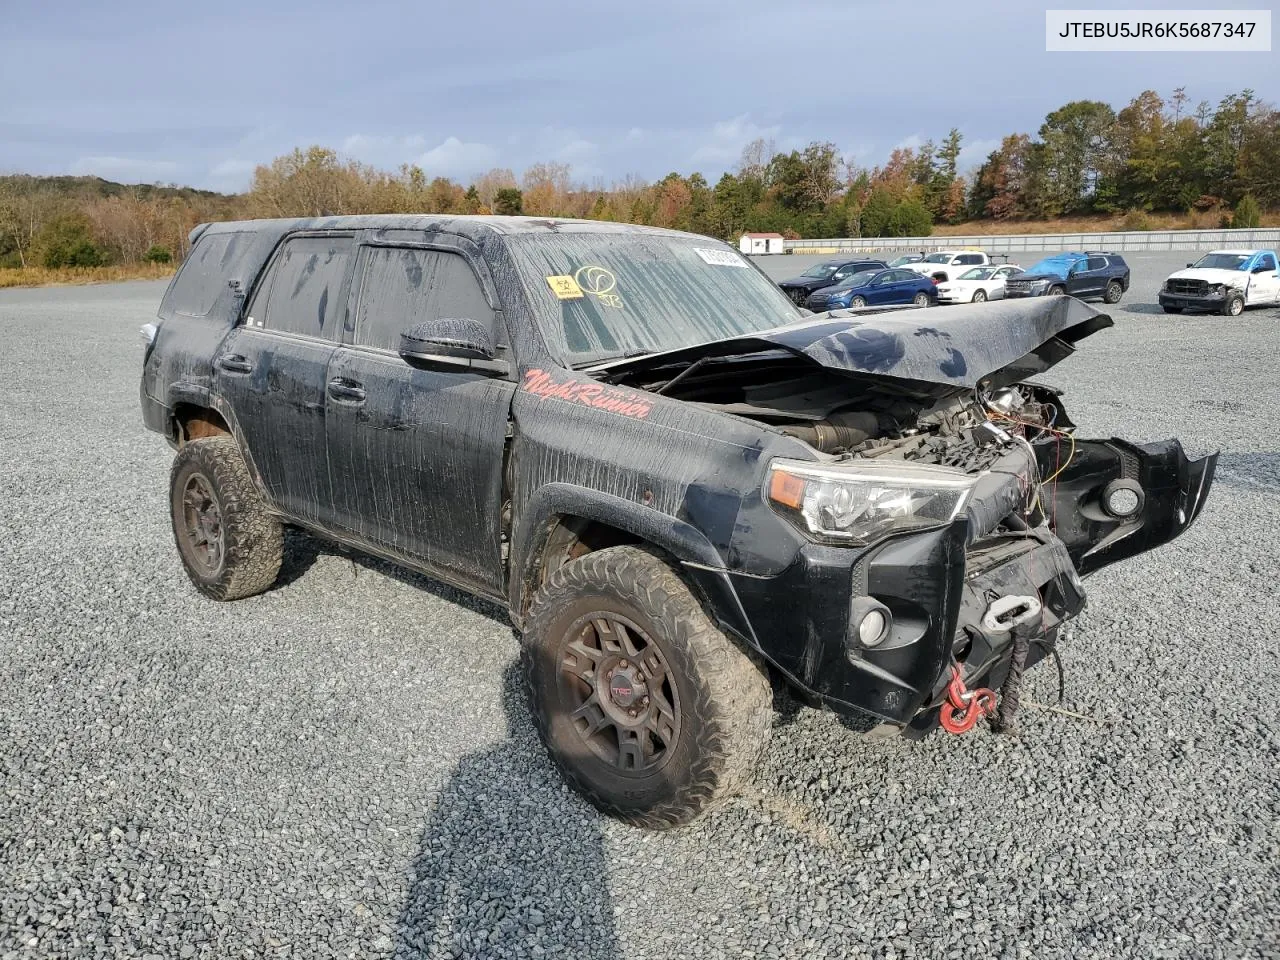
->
[1,87,1274,271]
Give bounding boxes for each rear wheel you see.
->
[1223,293,1245,317]
[971,289,987,303]
[850,295,867,308]
[169,437,282,601]
[1103,280,1124,304]
[912,292,931,307]
[523,546,772,829]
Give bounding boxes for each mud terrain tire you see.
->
[523,546,772,828]
[170,437,283,601]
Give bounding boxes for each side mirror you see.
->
[399,318,504,371]
[1186,262,1194,268]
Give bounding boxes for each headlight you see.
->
[1030,279,1051,290]
[766,458,975,545]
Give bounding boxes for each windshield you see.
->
[889,255,921,266]
[1191,253,1251,270]
[923,253,953,263]
[959,267,996,280]
[831,270,880,291]
[800,261,843,278]
[506,233,802,365]
[1024,256,1081,277]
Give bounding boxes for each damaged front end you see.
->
[605,298,1217,734]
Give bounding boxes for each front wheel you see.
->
[169,437,283,601]
[1223,293,1245,317]
[850,295,867,308]
[1103,280,1124,304]
[523,546,772,829]
[911,292,931,307]
[971,289,987,303]
[1048,285,1066,297]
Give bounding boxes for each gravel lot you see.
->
[2,257,1279,960]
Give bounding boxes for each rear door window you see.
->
[352,246,498,352]
[249,235,353,340]
[1085,257,1108,271]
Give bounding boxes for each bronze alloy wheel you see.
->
[178,472,225,576]
[558,612,681,776]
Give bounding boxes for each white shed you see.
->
[739,232,785,255]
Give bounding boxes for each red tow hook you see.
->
[939,665,998,735]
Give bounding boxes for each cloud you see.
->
[340,133,427,159]
[68,156,179,181]
[211,158,257,178]
[689,114,782,168]
[957,137,1002,174]
[416,136,499,177]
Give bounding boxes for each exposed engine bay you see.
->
[625,356,1073,542]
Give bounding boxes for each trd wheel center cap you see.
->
[605,662,647,709]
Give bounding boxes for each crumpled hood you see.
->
[596,297,1114,391]
[1165,267,1249,286]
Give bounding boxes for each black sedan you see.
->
[776,257,888,306]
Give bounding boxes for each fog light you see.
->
[849,597,892,649]
[1101,479,1144,519]
[858,610,887,645]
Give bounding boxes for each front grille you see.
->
[786,288,809,305]
[806,294,831,310]
[1167,278,1208,296]
[1005,281,1032,294]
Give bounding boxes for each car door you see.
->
[1246,252,1280,304]
[991,266,1016,299]
[864,271,896,304]
[1072,257,1108,298]
[215,232,354,527]
[324,241,516,597]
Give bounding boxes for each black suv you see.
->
[140,216,1214,827]
[776,257,888,305]
[1003,252,1130,303]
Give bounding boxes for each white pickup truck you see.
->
[1159,249,1280,316]
[903,250,991,284]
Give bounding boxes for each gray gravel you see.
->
[2,262,1279,960]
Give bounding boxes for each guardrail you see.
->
[784,227,1280,255]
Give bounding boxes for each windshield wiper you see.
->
[570,348,652,370]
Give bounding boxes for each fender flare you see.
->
[508,483,760,649]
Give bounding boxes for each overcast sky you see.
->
[1,0,1274,193]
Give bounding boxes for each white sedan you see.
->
[935,264,1022,304]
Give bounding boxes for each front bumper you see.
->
[720,522,1084,727]
[687,437,1216,733]
[1158,289,1228,310]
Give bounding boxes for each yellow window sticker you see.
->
[546,275,584,300]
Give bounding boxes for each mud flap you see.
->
[1037,437,1217,577]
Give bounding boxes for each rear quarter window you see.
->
[160,232,244,318]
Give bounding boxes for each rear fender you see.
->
[1038,437,1216,576]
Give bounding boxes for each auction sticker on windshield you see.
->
[694,248,749,268]
[546,275,585,299]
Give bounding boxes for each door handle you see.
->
[327,378,366,403]
[216,353,253,374]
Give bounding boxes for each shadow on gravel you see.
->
[274,529,510,622]
[393,661,619,959]
[1213,451,1280,491]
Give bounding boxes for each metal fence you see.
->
[784,228,1280,255]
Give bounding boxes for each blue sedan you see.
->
[805,268,937,311]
